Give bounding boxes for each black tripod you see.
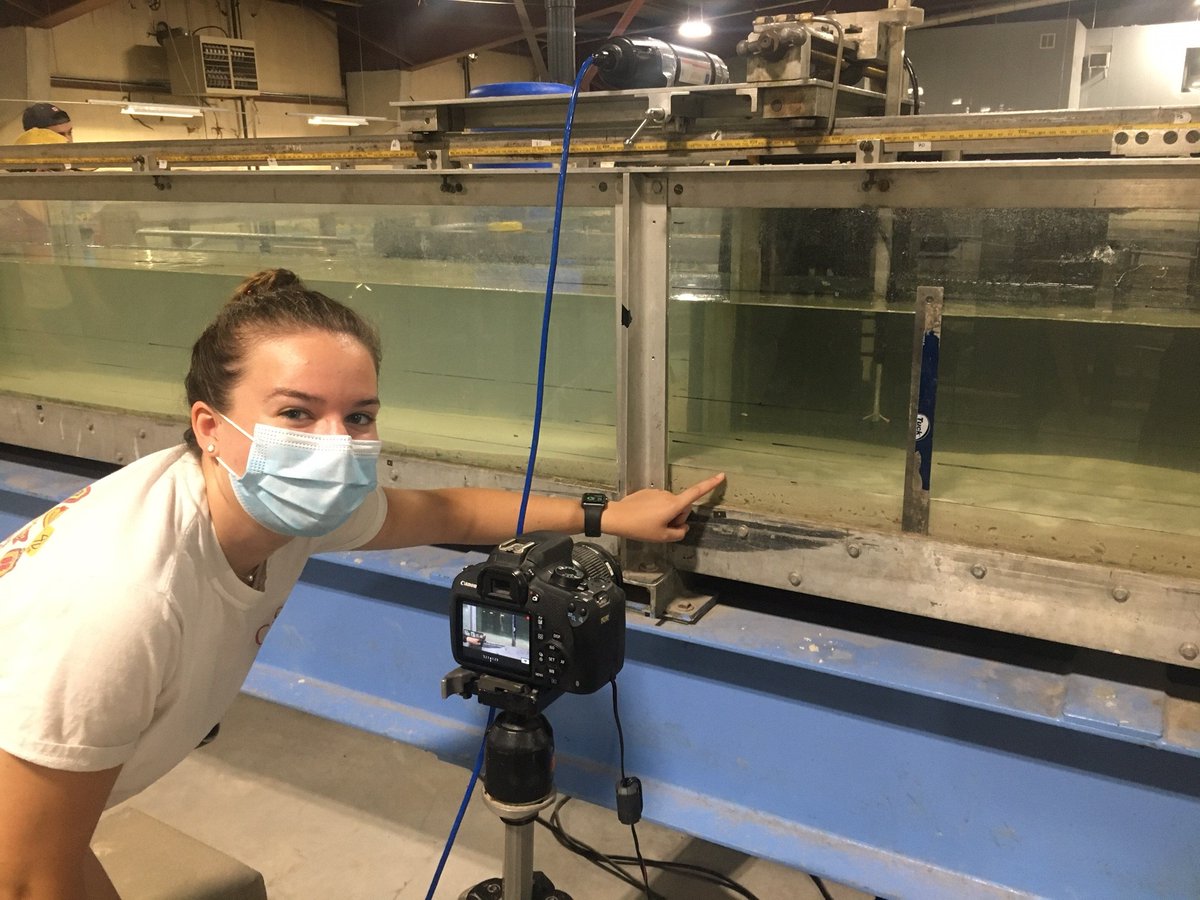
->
[444,669,573,900]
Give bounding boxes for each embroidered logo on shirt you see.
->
[0,486,91,579]
[255,605,284,646]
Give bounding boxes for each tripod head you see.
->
[442,666,563,717]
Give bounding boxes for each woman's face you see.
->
[214,329,380,476]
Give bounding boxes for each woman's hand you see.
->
[604,472,726,542]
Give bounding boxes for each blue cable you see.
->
[424,54,596,900]
[423,704,494,900]
[516,54,595,535]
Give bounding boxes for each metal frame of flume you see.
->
[1,157,1199,669]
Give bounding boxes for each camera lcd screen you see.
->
[458,600,532,676]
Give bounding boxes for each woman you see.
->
[0,269,724,898]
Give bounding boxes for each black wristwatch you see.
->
[581,491,608,537]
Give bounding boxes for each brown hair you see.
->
[184,269,382,452]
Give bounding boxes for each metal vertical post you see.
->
[902,286,944,533]
[884,23,909,116]
[616,173,707,619]
[616,172,668,520]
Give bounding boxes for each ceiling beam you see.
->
[412,2,630,71]
[34,0,116,28]
[512,0,550,79]
[1,0,47,20]
[339,13,416,68]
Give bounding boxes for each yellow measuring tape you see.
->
[0,121,1186,167]
[448,121,1187,158]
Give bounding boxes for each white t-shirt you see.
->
[0,445,387,807]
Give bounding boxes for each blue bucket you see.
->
[468,81,572,168]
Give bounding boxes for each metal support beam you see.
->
[614,174,714,620]
[512,0,550,81]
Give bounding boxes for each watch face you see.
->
[582,492,607,506]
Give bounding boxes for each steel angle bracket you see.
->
[621,559,717,623]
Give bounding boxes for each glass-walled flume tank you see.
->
[0,198,618,484]
[668,205,1200,578]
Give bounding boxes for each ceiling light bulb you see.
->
[679,18,712,39]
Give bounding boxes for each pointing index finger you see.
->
[677,472,726,506]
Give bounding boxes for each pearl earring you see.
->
[207,443,216,453]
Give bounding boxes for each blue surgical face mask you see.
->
[215,415,382,538]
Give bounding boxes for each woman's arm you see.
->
[0,749,120,899]
[357,473,726,551]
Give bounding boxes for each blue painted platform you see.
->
[3,454,1199,899]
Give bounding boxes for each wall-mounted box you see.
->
[167,35,259,97]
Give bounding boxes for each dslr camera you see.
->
[450,532,625,698]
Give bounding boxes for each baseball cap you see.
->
[22,103,71,131]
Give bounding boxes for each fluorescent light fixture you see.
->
[86,99,203,118]
[679,18,712,39]
[285,112,386,127]
[122,103,202,118]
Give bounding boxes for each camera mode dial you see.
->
[549,564,586,590]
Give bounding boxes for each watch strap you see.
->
[581,492,607,537]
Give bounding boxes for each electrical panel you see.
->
[167,35,259,97]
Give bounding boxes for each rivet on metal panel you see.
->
[651,180,664,194]
[598,181,608,192]
[1180,643,1199,661]
[673,183,683,195]
[87,423,95,433]
[115,453,124,463]
[38,416,45,425]
[389,470,399,481]
[137,430,146,439]
[788,571,802,587]
[1111,587,1130,603]
[1113,131,1129,146]
[847,544,861,559]
[736,525,750,539]
[971,564,987,580]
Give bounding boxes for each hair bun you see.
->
[232,268,302,300]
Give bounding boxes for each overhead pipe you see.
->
[546,0,576,85]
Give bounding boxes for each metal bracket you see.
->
[622,562,718,623]
[625,106,668,146]
[1111,127,1200,157]
[856,138,884,164]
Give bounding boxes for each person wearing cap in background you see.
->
[19,103,72,143]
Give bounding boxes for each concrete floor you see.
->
[101,693,877,900]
